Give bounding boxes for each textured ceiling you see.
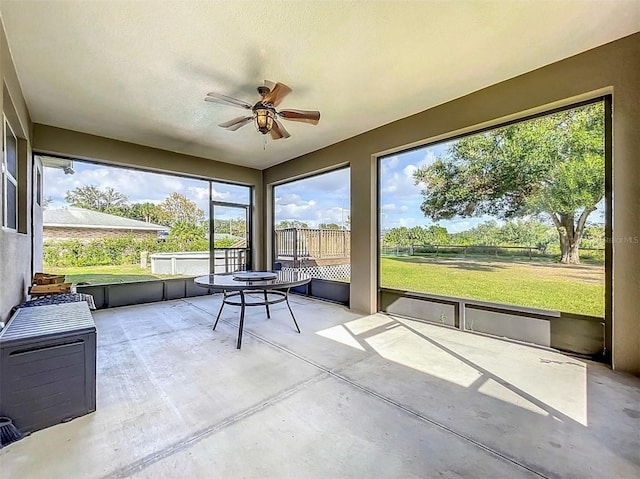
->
[1,1,638,169]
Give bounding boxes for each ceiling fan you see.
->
[204,80,320,140]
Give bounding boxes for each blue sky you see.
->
[380,141,604,232]
[271,144,494,232]
[43,161,249,218]
[274,168,350,228]
[44,146,604,231]
[380,140,514,233]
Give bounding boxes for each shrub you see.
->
[43,236,210,267]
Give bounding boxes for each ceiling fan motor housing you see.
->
[257,85,271,97]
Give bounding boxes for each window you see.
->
[2,116,18,230]
[379,100,606,319]
[273,167,350,285]
[40,158,233,284]
[210,181,252,273]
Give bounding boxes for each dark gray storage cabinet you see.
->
[0,302,96,434]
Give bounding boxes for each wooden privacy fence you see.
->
[275,228,351,262]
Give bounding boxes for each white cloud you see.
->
[275,193,318,221]
[384,155,399,169]
[275,193,311,207]
[44,164,194,205]
[318,206,350,226]
[422,150,437,167]
[403,164,417,178]
[382,203,408,213]
[380,169,422,199]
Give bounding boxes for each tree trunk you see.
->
[550,207,595,265]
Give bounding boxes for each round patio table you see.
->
[194,270,311,349]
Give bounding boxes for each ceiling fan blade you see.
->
[219,116,253,131]
[270,119,291,140]
[278,109,321,125]
[205,92,252,110]
[263,79,276,91]
[263,82,292,107]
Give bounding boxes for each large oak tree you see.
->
[413,102,605,264]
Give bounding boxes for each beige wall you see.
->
[32,125,266,270]
[264,33,640,373]
[0,20,33,322]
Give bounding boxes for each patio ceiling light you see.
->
[254,106,276,134]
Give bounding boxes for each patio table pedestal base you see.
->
[213,289,301,349]
[194,271,311,349]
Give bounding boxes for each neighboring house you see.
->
[43,207,168,241]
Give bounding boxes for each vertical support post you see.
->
[293,228,299,268]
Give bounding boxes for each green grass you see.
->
[47,258,605,317]
[380,257,604,317]
[45,264,186,285]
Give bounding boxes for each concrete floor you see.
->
[1,293,639,478]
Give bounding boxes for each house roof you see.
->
[43,207,168,231]
[1,2,638,169]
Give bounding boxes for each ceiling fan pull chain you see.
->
[263,135,267,151]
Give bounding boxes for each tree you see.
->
[413,102,604,264]
[425,225,449,244]
[169,220,204,241]
[126,202,166,224]
[319,223,341,230]
[382,227,410,246]
[158,193,205,226]
[382,225,450,247]
[65,185,128,213]
[498,218,549,247]
[275,220,309,229]
[212,218,247,237]
[468,220,502,246]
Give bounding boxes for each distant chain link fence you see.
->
[380,244,604,261]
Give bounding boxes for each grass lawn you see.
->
[380,256,604,317]
[45,264,186,285]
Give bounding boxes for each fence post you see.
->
[344,231,347,257]
[224,249,229,272]
[293,229,299,268]
[319,230,323,259]
[140,251,148,269]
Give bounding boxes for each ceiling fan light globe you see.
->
[254,108,276,134]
